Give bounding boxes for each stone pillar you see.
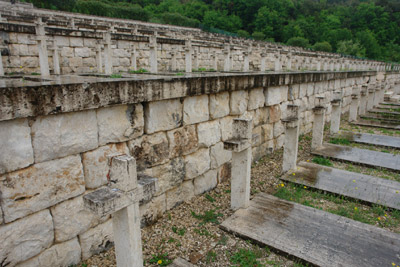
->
[243,49,249,72]
[282,105,300,173]
[193,49,198,71]
[35,18,50,77]
[0,50,3,76]
[312,97,326,150]
[330,91,342,135]
[84,155,144,267]
[223,118,252,210]
[286,53,292,71]
[367,87,375,111]
[317,56,321,71]
[359,85,368,115]
[149,35,157,73]
[349,86,360,122]
[185,39,192,73]
[223,45,230,72]
[104,30,113,75]
[96,44,103,73]
[212,51,218,71]
[49,41,61,75]
[274,53,281,71]
[260,52,267,72]
[130,45,137,71]
[374,85,380,107]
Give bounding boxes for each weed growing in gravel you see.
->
[109,74,122,78]
[230,248,263,267]
[171,226,186,236]
[148,253,172,266]
[218,235,228,245]
[194,227,212,236]
[206,250,217,263]
[128,68,148,74]
[205,194,216,203]
[312,156,333,166]
[329,137,351,145]
[191,209,223,225]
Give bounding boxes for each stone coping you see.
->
[0,70,377,122]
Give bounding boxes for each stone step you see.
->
[351,119,400,130]
[221,193,400,267]
[369,109,400,117]
[170,258,197,267]
[390,95,400,103]
[282,161,400,209]
[360,114,400,123]
[384,91,394,101]
[380,102,400,107]
[334,131,400,149]
[312,143,400,172]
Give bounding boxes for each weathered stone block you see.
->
[217,162,231,183]
[74,47,91,58]
[0,210,53,266]
[144,157,185,195]
[210,142,232,169]
[97,104,144,146]
[184,148,210,180]
[269,105,281,123]
[166,180,195,210]
[265,86,288,106]
[144,99,182,134]
[82,143,129,189]
[219,116,234,141]
[209,92,230,119]
[128,132,169,170]
[51,196,106,243]
[20,56,38,68]
[69,57,83,67]
[275,134,285,149]
[194,169,217,195]
[79,219,114,260]
[70,37,84,47]
[262,123,274,141]
[183,95,209,125]
[167,125,198,158]
[0,118,33,174]
[230,90,248,115]
[273,121,285,138]
[0,155,84,223]
[17,238,81,267]
[32,110,98,163]
[61,47,74,58]
[140,194,166,226]
[248,88,265,110]
[197,120,221,147]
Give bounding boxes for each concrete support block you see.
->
[104,31,113,75]
[0,52,4,76]
[35,19,50,77]
[349,95,359,122]
[311,106,326,150]
[149,36,157,73]
[185,40,192,73]
[282,106,300,173]
[359,86,368,115]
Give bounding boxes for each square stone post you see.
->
[282,105,300,173]
[212,51,218,71]
[367,86,375,111]
[243,48,250,72]
[260,52,267,72]
[330,91,342,135]
[374,85,381,106]
[149,35,157,73]
[130,45,137,71]
[223,118,252,210]
[185,39,192,73]
[104,30,113,75]
[49,40,61,75]
[359,85,368,115]
[35,18,50,77]
[0,49,5,76]
[274,52,281,71]
[84,155,144,267]
[223,44,230,72]
[193,49,198,70]
[312,97,326,150]
[96,44,103,73]
[349,86,360,122]
[286,53,292,71]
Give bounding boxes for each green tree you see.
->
[313,41,332,52]
[252,31,265,40]
[356,30,381,59]
[336,40,366,57]
[287,37,310,48]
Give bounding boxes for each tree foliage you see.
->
[23,0,400,62]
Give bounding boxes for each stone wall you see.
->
[1,70,398,266]
[0,1,395,76]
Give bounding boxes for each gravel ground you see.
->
[82,115,400,267]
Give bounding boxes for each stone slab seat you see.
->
[351,119,400,130]
[333,131,400,149]
[221,193,400,267]
[282,161,400,210]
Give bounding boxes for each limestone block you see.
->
[269,105,281,123]
[0,119,33,174]
[288,84,300,100]
[197,120,221,147]
[113,49,129,58]
[219,116,234,141]
[0,210,53,266]
[32,110,98,163]
[20,56,38,68]
[248,88,265,110]
[217,162,231,183]
[299,83,308,98]
[61,47,74,58]
[140,193,166,226]
[83,57,96,67]
[306,83,315,96]
[167,125,198,158]
[17,238,81,267]
[262,123,274,141]
[0,155,84,223]
[183,95,209,125]
[97,104,144,146]
[265,86,288,106]
[166,180,194,210]
[17,34,35,45]
[70,37,84,47]
[119,57,130,67]
[55,36,70,47]
[252,126,262,147]
[74,47,91,58]
[210,142,232,169]
[144,157,185,195]
[69,57,83,67]
[51,196,107,243]
[79,219,114,260]
[184,148,210,180]
[144,99,183,134]
[194,169,218,195]
[82,143,129,189]
[275,133,285,149]
[27,45,38,56]
[210,92,230,119]
[128,132,169,170]
[273,121,284,138]
[230,90,248,115]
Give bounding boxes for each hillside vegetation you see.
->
[23,0,400,62]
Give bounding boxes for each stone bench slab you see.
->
[334,131,400,149]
